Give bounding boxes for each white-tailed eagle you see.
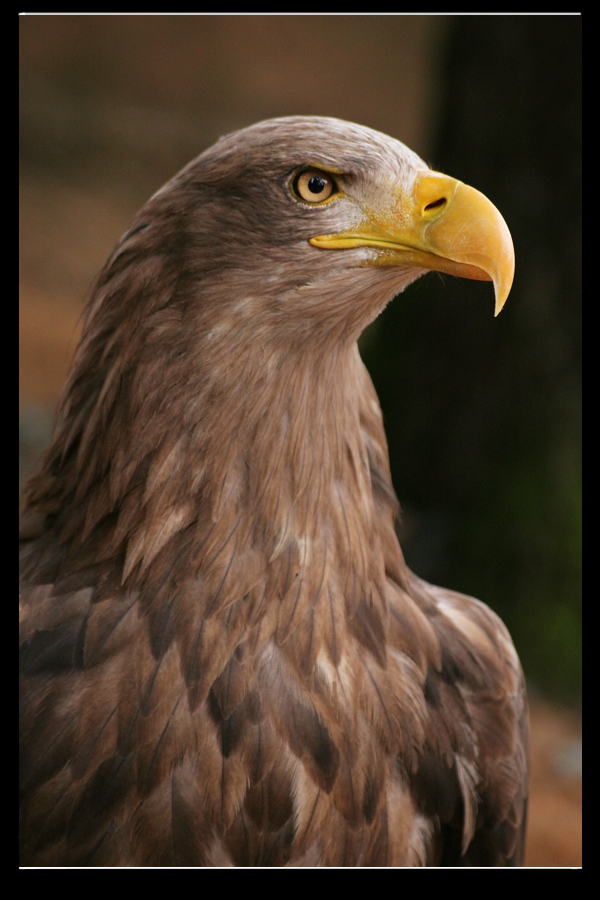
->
[20,116,528,867]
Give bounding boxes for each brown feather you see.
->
[20,116,528,866]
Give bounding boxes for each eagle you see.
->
[20,116,528,867]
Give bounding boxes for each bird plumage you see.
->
[20,116,528,867]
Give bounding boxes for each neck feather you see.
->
[21,281,407,688]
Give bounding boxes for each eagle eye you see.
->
[293,168,337,204]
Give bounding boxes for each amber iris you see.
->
[294,168,336,203]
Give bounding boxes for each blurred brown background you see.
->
[19,14,581,867]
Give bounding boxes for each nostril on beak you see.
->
[423,197,448,214]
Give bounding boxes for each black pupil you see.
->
[308,176,325,194]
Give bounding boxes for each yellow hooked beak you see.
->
[309,171,514,316]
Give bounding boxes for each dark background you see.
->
[19,14,581,865]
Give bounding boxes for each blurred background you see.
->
[19,14,581,866]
